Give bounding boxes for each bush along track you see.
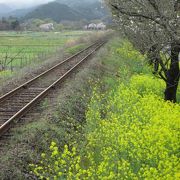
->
[30,38,180,180]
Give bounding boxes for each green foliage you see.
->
[130,74,165,97]
[116,40,146,62]
[0,70,12,78]
[31,80,180,179]
[116,40,150,75]
[30,142,82,179]
[31,39,180,179]
[24,2,81,22]
[23,0,108,22]
[66,44,86,55]
[84,83,179,179]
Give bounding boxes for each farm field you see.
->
[0,31,90,81]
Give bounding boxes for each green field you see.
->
[0,31,89,79]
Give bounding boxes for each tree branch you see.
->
[110,2,179,41]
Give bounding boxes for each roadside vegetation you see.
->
[0,36,179,179]
[66,43,86,55]
[30,39,179,179]
[0,31,108,179]
[0,0,179,179]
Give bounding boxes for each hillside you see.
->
[5,7,37,18]
[56,0,109,20]
[23,0,109,22]
[55,0,98,8]
[24,2,82,22]
[0,0,109,22]
[75,2,109,21]
[0,3,12,15]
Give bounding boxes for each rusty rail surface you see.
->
[0,41,106,137]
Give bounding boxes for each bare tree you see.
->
[105,0,180,102]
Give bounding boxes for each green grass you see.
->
[0,70,12,77]
[0,31,88,66]
[66,43,86,55]
[0,31,90,74]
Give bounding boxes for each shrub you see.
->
[31,82,180,179]
[66,43,86,55]
[116,40,146,62]
[31,39,180,179]
[130,74,165,97]
[83,83,180,179]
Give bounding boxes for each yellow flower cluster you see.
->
[130,74,165,97]
[31,141,100,179]
[116,41,146,62]
[85,82,180,179]
[31,142,84,179]
[30,40,180,179]
[31,80,180,179]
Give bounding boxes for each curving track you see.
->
[0,40,106,137]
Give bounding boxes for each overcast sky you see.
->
[0,0,54,8]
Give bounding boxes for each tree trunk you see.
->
[164,42,180,102]
[147,45,157,65]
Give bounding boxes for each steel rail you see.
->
[0,41,99,104]
[0,41,105,137]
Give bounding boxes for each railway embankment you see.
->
[1,37,179,179]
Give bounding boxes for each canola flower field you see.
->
[30,39,180,179]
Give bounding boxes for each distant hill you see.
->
[5,7,37,18]
[75,2,109,21]
[24,2,82,22]
[1,0,110,23]
[0,3,12,15]
[56,0,109,20]
[56,0,98,8]
[23,1,109,22]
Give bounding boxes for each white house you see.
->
[96,23,106,30]
[84,23,106,30]
[39,23,54,31]
[88,23,97,30]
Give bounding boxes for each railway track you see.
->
[0,40,106,137]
